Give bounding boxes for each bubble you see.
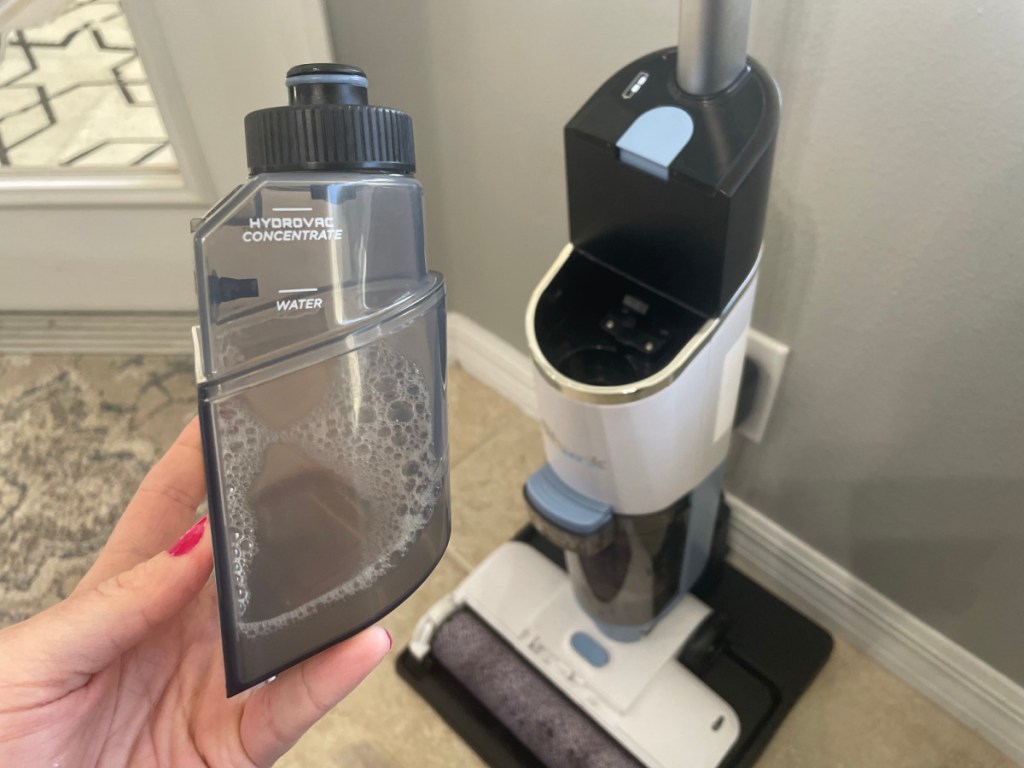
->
[378,375,398,397]
[215,338,444,639]
[388,401,414,422]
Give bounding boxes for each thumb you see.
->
[29,516,213,678]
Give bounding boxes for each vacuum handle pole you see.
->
[676,0,753,96]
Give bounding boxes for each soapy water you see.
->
[214,342,442,638]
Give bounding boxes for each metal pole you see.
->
[676,0,753,96]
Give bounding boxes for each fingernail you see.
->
[169,516,208,557]
[383,627,393,651]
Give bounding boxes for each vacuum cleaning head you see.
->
[399,531,833,768]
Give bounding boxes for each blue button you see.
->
[570,631,610,668]
[615,106,694,180]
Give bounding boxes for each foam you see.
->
[213,341,442,637]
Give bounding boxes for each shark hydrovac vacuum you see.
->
[399,2,832,766]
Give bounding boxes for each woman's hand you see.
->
[0,419,390,766]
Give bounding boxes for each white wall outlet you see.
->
[736,328,790,443]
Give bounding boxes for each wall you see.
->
[327,0,1024,685]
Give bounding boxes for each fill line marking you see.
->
[272,207,313,212]
[278,288,318,294]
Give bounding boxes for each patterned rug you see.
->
[0,354,193,626]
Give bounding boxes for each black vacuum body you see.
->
[564,50,778,319]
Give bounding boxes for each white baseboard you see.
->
[446,311,1024,766]
[0,312,195,355]
[725,494,1024,766]
[448,312,538,418]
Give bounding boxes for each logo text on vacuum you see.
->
[542,422,606,470]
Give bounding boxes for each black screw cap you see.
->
[244,63,415,175]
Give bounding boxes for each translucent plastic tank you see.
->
[192,64,449,695]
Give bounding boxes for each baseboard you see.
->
[448,312,538,418]
[724,494,1024,766]
[0,312,195,355]
[446,311,1024,766]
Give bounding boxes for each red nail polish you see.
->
[169,516,208,557]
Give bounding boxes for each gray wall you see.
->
[328,1,1024,685]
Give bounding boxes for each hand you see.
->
[0,419,391,767]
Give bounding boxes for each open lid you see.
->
[561,0,779,318]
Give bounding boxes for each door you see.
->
[0,0,332,310]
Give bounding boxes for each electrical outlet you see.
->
[736,329,789,443]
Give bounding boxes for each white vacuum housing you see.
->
[399,4,831,768]
[528,246,759,518]
[521,21,780,632]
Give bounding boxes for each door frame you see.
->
[0,0,333,310]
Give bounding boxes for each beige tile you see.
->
[380,549,469,650]
[278,551,486,768]
[758,636,1014,768]
[448,413,546,570]
[447,363,519,468]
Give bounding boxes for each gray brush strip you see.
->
[431,609,641,768]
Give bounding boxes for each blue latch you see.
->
[615,106,694,180]
[524,464,613,535]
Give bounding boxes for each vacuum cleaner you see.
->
[399,2,832,766]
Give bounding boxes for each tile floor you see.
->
[0,354,1013,767]
[0,0,175,168]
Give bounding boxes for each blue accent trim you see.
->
[615,106,694,180]
[524,464,612,535]
[570,631,610,668]
[285,73,369,88]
